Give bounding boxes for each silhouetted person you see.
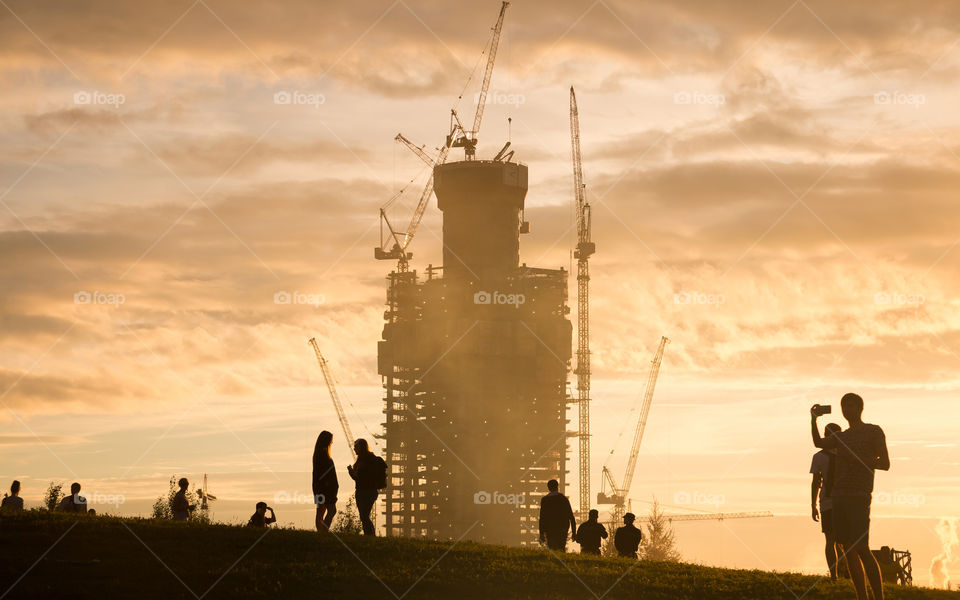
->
[247,502,276,527]
[56,482,87,513]
[87,508,96,516]
[172,478,193,521]
[812,393,890,600]
[811,422,842,580]
[538,479,576,551]
[575,509,608,555]
[614,513,643,559]
[312,430,339,532]
[347,438,386,536]
[1,480,23,512]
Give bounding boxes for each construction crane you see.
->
[308,338,356,457]
[598,336,669,524]
[375,2,509,270]
[570,86,595,520]
[197,473,217,511]
[449,1,509,160]
[634,510,774,523]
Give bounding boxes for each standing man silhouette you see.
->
[812,393,890,600]
[538,479,576,551]
[614,513,644,558]
[811,422,842,580]
[575,509,608,555]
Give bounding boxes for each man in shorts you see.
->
[812,393,890,600]
[810,422,841,580]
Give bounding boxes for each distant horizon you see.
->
[2,0,960,594]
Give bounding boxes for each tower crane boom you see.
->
[309,338,356,457]
[621,335,669,496]
[450,1,509,159]
[598,336,669,524]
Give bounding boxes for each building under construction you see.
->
[377,158,572,545]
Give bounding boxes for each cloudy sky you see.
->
[2,0,959,588]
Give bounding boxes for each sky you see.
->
[1,0,960,590]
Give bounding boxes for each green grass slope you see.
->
[1,512,956,600]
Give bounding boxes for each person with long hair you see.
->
[312,430,338,531]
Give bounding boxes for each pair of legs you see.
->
[834,496,883,600]
[356,490,378,536]
[820,509,839,580]
[839,539,884,600]
[315,502,336,531]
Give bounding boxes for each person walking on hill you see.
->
[614,513,644,559]
[1,480,23,512]
[538,479,577,551]
[172,478,193,521]
[812,393,890,600]
[810,422,842,580]
[313,430,339,532]
[347,438,386,536]
[575,509,608,555]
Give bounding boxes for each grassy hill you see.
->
[1,512,957,599]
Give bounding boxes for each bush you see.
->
[43,482,64,512]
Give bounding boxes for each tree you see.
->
[43,481,64,511]
[331,496,363,535]
[639,500,681,562]
[151,476,210,523]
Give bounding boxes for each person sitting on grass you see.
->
[56,482,87,513]
[614,513,644,559]
[1,480,23,512]
[172,478,194,521]
[247,502,276,528]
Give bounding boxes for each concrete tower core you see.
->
[379,158,572,546]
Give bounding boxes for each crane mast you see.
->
[309,338,356,457]
[570,86,595,519]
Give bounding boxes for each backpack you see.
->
[375,456,388,490]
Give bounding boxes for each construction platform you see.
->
[378,159,572,545]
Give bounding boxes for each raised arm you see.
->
[810,406,837,449]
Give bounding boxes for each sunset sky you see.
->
[2,0,959,589]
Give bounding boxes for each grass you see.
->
[0,511,957,599]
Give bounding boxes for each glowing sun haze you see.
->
[1,0,959,588]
